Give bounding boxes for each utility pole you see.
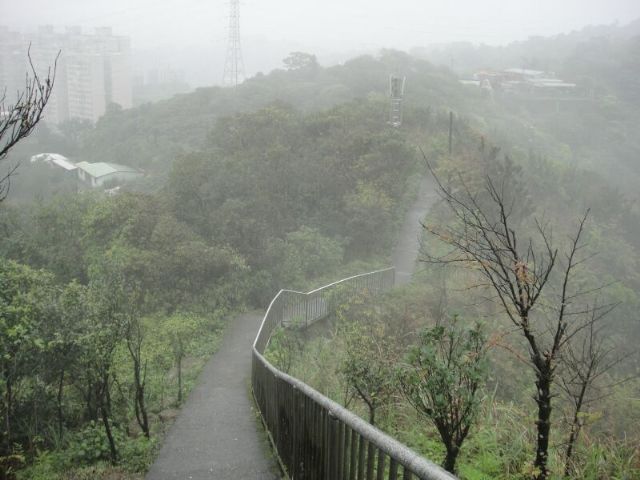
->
[448,111,454,155]
[222,0,245,87]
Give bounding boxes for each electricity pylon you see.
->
[222,0,245,87]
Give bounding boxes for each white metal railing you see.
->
[251,267,456,480]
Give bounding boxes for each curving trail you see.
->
[392,175,438,284]
[146,175,436,480]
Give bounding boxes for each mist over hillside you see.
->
[416,19,640,73]
[1,6,639,480]
[8,20,640,200]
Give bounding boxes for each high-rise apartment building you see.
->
[0,25,132,124]
[0,26,27,106]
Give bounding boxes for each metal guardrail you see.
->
[252,267,457,480]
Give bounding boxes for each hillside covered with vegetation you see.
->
[1,21,639,479]
[0,92,424,479]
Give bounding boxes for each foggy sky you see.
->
[2,0,639,86]
[3,0,639,48]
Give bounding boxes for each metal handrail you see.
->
[252,267,456,480]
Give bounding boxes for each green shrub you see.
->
[65,422,119,466]
[17,430,156,480]
[119,436,157,473]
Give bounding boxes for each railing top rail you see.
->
[253,267,395,351]
[305,266,395,295]
[252,348,455,480]
[252,289,285,350]
[252,266,456,480]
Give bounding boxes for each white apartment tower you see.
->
[0,25,132,124]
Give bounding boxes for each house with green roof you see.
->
[76,161,143,188]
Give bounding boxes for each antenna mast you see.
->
[389,75,406,127]
[223,0,245,86]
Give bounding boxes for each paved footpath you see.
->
[147,176,437,480]
[392,175,438,284]
[146,312,280,480]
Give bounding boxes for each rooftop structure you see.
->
[30,153,77,171]
[76,161,142,188]
[529,78,577,89]
[461,67,577,96]
[503,68,546,78]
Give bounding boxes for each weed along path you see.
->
[146,312,280,480]
[392,175,438,284]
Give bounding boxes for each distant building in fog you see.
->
[76,161,142,188]
[0,27,25,100]
[30,153,77,172]
[0,25,132,124]
[30,153,142,190]
[132,66,191,105]
[461,67,577,96]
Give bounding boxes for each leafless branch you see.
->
[0,45,59,200]
[418,147,615,480]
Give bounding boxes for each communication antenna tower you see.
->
[223,0,245,87]
[389,75,406,127]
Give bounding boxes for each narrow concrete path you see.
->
[147,176,436,479]
[146,312,280,480]
[392,175,438,284]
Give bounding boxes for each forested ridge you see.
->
[0,74,424,479]
[1,23,640,479]
[419,20,640,193]
[271,135,640,478]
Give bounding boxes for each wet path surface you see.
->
[392,176,438,284]
[146,312,280,480]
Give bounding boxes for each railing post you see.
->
[389,459,399,480]
[315,402,323,480]
[366,442,375,480]
[357,435,366,480]
[376,451,385,480]
[349,429,358,480]
[343,425,352,480]
[321,407,328,480]
[292,385,300,479]
[327,412,339,480]
[337,420,345,480]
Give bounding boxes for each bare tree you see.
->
[0,47,58,201]
[421,152,611,480]
[558,314,630,477]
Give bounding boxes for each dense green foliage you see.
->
[263,33,640,475]
[0,256,225,479]
[274,277,638,478]
[4,49,464,194]
[0,64,421,478]
[418,20,640,194]
[339,310,398,426]
[399,319,488,474]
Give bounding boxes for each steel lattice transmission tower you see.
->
[223,0,245,87]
